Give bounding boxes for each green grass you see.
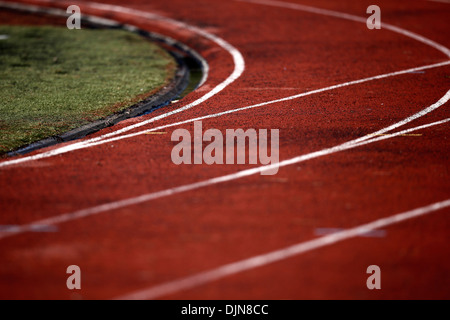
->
[0,25,176,154]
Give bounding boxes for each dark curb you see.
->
[8,52,189,156]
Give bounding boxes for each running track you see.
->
[0,0,449,299]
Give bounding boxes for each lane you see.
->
[155,207,450,300]
[117,199,450,300]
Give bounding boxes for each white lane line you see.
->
[1,114,449,241]
[1,60,448,169]
[116,199,450,300]
[339,88,450,147]
[237,0,450,58]
[0,225,58,233]
[314,228,387,238]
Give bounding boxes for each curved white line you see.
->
[117,199,450,300]
[1,0,449,168]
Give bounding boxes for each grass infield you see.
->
[0,25,176,155]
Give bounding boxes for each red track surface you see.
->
[0,0,449,299]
